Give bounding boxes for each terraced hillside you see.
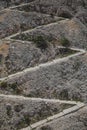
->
[0,0,87,130]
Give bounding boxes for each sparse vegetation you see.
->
[16,34,50,50]
[5,0,10,7]
[6,103,12,118]
[0,1,87,130]
[58,11,72,18]
[0,54,3,64]
[59,89,69,100]
[60,37,70,48]
[41,125,52,130]
[33,35,48,50]
[14,104,24,112]
[0,81,22,94]
[10,83,22,95]
[72,93,83,102]
[50,13,55,18]
[23,112,31,125]
[0,81,8,89]
[9,82,17,90]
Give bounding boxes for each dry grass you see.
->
[0,43,9,57]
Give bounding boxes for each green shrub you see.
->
[60,37,70,48]
[33,35,48,50]
[0,81,8,88]
[58,11,72,18]
[59,89,69,100]
[23,113,31,125]
[9,82,18,90]
[72,93,82,102]
[10,83,22,94]
[50,13,54,18]
[41,125,52,130]
[0,54,3,64]
[0,81,22,94]
[6,104,12,118]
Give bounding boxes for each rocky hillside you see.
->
[0,0,87,130]
[15,0,87,21]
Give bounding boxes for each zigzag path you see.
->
[0,2,86,130]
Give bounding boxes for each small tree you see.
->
[33,35,48,50]
[6,0,11,7]
[50,13,54,18]
[20,23,26,31]
[0,54,3,64]
[41,125,52,130]
[0,81,8,89]
[60,37,70,48]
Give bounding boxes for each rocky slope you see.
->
[0,10,59,38]
[0,96,72,130]
[15,0,87,16]
[13,18,87,49]
[36,106,87,130]
[0,0,87,130]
